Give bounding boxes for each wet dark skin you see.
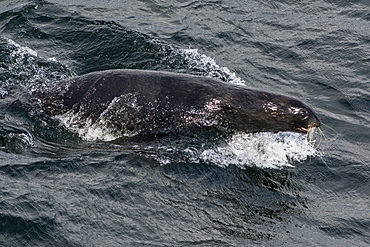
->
[35,69,321,136]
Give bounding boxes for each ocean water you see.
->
[0,0,369,246]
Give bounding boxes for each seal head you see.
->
[218,86,321,134]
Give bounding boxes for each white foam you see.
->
[145,131,319,169]
[56,112,120,142]
[2,37,72,89]
[8,132,35,147]
[178,48,246,85]
[6,38,38,57]
[56,94,143,142]
[200,132,318,169]
[149,38,245,85]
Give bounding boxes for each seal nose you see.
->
[310,115,321,128]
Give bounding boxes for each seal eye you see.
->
[298,109,309,120]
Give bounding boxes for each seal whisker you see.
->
[306,126,324,149]
[314,127,324,149]
[321,123,338,135]
[314,128,332,168]
[306,127,314,142]
[315,123,340,145]
[307,127,316,143]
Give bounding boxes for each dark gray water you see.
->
[0,0,369,246]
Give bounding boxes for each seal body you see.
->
[35,69,321,137]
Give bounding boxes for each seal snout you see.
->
[310,118,321,128]
[302,115,321,133]
[310,113,322,127]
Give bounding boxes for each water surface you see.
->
[0,0,369,246]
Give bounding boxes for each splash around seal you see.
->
[33,69,321,139]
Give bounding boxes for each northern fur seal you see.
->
[34,69,321,138]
